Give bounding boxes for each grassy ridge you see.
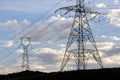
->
[0,68,120,80]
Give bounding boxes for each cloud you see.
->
[97,42,117,55]
[79,41,120,67]
[16,49,24,54]
[100,35,120,41]
[100,35,107,38]
[30,64,45,71]
[29,47,64,72]
[110,36,120,41]
[29,41,120,71]
[0,19,30,31]
[0,66,21,74]
[1,10,120,73]
[108,9,120,27]
[4,41,14,47]
[103,54,120,64]
[21,19,30,26]
[83,41,120,68]
[31,47,63,63]
[1,41,120,73]
[16,15,120,71]
[23,16,73,42]
[114,0,119,4]
[96,41,120,66]
[95,3,106,8]
[97,42,115,51]
[104,45,120,56]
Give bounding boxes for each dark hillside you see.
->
[0,68,120,80]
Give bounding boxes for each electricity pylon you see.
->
[21,37,30,71]
[55,0,103,71]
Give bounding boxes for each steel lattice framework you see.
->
[56,0,103,71]
[21,37,30,71]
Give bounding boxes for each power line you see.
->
[0,1,62,71]
[0,1,62,50]
[0,45,20,65]
[0,54,22,68]
[0,1,62,59]
[42,18,110,43]
[25,14,66,40]
[0,41,20,58]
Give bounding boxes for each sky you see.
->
[0,0,120,74]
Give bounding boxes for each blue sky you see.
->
[0,0,57,13]
[0,0,120,74]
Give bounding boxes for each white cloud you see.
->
[1,41,120,73]
[1,14,120,73]
[103,54,120,64]
[81,41,120,66]
[5,41,14,47]
[30,64,45,71]
[0,19,30,31]
[114,0,119,4]
[30,41,120,71]
[29,46,64,72]
[108,9,120,27]
[100,35,107,38]
[100,35,120,41]
[95,3,106,8]
[0,66,21,74]
[39,47,64,55]
[87,41,120,68]
[16,49,24,54]
[21,19,30,25]
[97,42,115,51]
[23,16,73,42]
[32,47,64,59]
[110,36,120,40]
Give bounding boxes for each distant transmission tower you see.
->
[56,0,103,71]
[21,37,30,71]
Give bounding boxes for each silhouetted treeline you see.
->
[0,68,120,80]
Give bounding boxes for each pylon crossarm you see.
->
[55,5,75,16]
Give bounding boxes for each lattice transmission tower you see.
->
[21,37,30,71]
[55,0,103,71]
